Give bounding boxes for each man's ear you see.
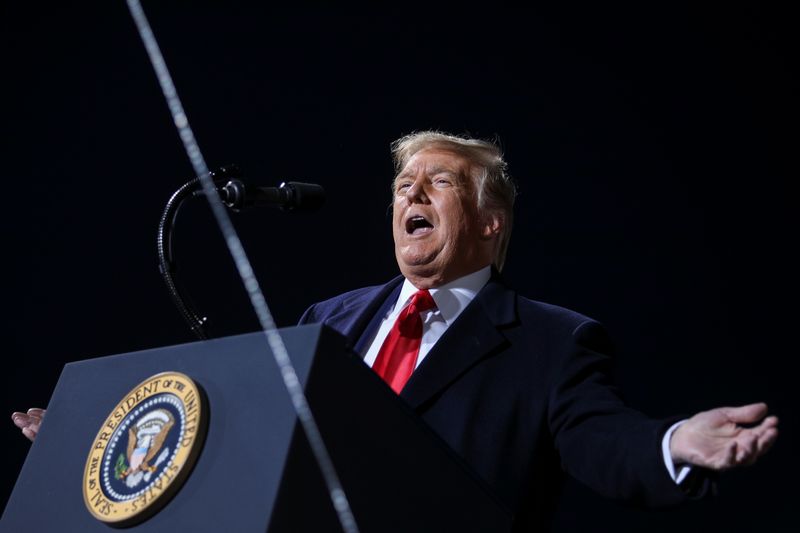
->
[481,212,503,240]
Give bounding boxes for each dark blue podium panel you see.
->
[1,324,511,532]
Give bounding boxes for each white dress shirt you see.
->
[363,266,492,369]
[363,265,690,484]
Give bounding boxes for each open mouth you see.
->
[405,215,434,235]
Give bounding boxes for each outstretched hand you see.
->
[670,402,778,471]
[11,408,46,442]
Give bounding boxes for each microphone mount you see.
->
[157,165,322,339]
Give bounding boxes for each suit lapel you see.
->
[400,276,518,409]
[351,281,403,355]
[321,276,403,353]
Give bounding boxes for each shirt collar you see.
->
[396,266,492,326]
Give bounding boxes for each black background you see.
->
[1,3,796,531]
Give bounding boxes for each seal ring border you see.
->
[82,371,208,527]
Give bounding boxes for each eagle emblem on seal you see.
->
[114,409,175,488]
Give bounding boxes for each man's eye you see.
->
[434,178,452,186]
[396,183,411,193]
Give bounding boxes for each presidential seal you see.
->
[82,371,207,527]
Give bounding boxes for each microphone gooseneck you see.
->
[157,165,326,340]
[157,165,242,340]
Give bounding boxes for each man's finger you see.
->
[27,408,45,418]
[740,427,779,466]
[21,427,36,442]
[723,403,768,425]
[736,433,758,463]
[759,415,779,431]
[11,412,32,429]
[718,440,737,470]
[748,428,777,466]
[756,427,779,457]
[745,415,779,441]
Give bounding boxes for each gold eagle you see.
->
[120,409,175,478]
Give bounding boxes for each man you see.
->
[14,131,778,530]
[296,131,778,530]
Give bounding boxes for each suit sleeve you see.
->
[547,320,705,508]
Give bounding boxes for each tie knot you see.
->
[408,289,436,314]
[395,289,436,336]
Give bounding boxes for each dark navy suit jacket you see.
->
[299,272,694,531]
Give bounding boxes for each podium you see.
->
[1,324,511,532]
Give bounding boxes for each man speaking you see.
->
[14,130,778,531]
[297,131,778,530]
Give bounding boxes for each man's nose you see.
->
[405,178,429,204]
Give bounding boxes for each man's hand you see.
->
[670,402,778,470]
[11,408,46,442]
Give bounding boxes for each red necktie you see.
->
[372,289,437,393]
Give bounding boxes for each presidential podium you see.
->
[1,324,511,532]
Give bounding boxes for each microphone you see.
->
[219,179,325,212]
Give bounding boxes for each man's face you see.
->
[392,148,497,288]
